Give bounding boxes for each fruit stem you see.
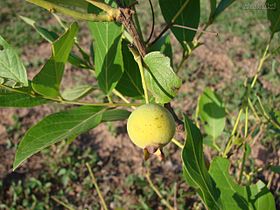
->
[171,138,184,149]
[113,89,136,109]
[129,46,149,104]
[86,163,108,210]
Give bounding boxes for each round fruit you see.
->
[127,104,176,149]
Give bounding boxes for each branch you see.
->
[145,0,155,44]
[86,0,121,20]
[27,0,119,22]
[148,0,191,46]
[164,103,183,126]
[118,8,147,57]
[0,83,142,108]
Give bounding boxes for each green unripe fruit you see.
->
[127,104,176,149]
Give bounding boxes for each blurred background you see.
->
[0,0,279,209]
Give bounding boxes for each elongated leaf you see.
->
[61,85,94,101]
[20,16,59,42]
[267,0,280,35]
[182,115,222,209]
[0,36,28,86]
[159,0,200,47]
[209,0,217,19]
[116,42,143,98]
[209,157,276,210]
[13,107,130,170]
[102,109,130,121]
[211,0,236,21]
[52,22,79,63]
[13,106,103,170]
[88,22,124,94]
[198,88,225,140]
[32,59,65,98]
[27,0,90,14]
[0,88,48,107]
[20,16,89,69]
[48,0,90,11]
[32,23,78,98]
[144,51,181,104]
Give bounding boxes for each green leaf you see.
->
[32,59,65,98]
[159,0,200,47]
[267,0,280,36]
[211,0,236,21]
[149,33,173,66]
[32,22,78,98]
[61,85,94,101]
[116,42,143,98]
[198,88,225,140]
[209,0,217,19]
[144,51,181,104]
[0,88,48,107]
[209,157,276,210]
[102,109,130,121]
[52,22,79,63]
[20,16,89,69]
[88,22,124,94]
[13,106,130,170]
[19,16,59,42]
[0,36,28,86]
[182,115,222,209]
[50,0,90,10]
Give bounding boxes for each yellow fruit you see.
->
[127,104,176,149]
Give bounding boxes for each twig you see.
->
[148,0,191,47]
[223,108,243,157]
[0,83,142,108]
[27,0,116,21]
[256,95,280,129]
[51,196,75,210]
[173,24,218,37]
[234,105,249,181]
[86,0,121,20]
[148,24,170,47]
[173,182,178,210]
[164,103,183,125]
[86,163,108,210]
[238,145,247,184]
[145,171,174,210]
[248,98,260,122]
[250,42,271,89]
[145,0,155,44]
[118,8,146,57]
